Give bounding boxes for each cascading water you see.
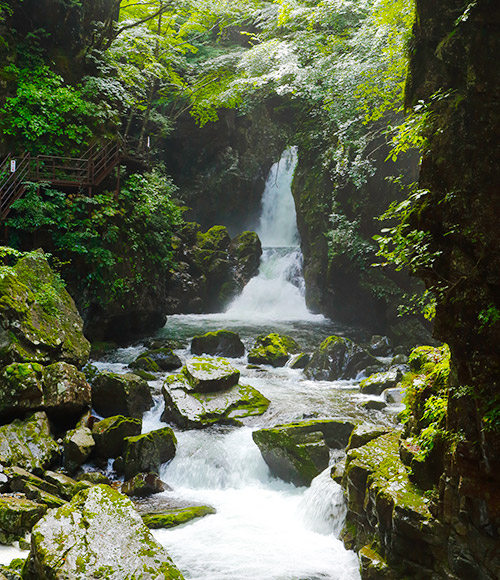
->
[226,147,316,321]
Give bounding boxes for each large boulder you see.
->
[0,412,60,474]
[228,231,262,287]
[129,348,182,373]
[92,371,153,419]
[25,484,184,579]
[359,368,402,396]
[63,424,95,473]
[0,495,47,545]
[92,415,142,459]
[252,419,356,487]
[0,361,91,423]
[183,357,240,392]
[0,250,90,368]
[248,333,301,367]
[191,329,245,358]
[161,373,270,429]
[121,472,171,497]
[120,428,177,480]
[304,335,377,380]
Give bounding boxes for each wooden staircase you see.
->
[0,139,125,220]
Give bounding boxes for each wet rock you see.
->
[183,357,240,392]
[0,412,60,474]
[248,333,301,367]
[383,387,405,405]
[76,471,109,485]
[229,231,262,286]
[360,368,402,396]
[391,354,408,365]
[347,424,388,451]
[120,428,177,479]
[92,371,153,419]
[191,329,245,358]
[6,466,60,497]
[43,471,90,500]
[63,424,95,473]
[0,251,90,369]
[368,335,392,357]
[26,484,184,579]
[362,399,387,411]
[359,545,396,580]
[161,373,270,429]
[142,505,216,529]
[289,353,310,369]
[92,415,142,459]
[0,363,44,421]
[121,473,171,497]
[129,348,182,372]
[0,495,47,544]
[304,335,377,380]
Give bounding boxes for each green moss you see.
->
[248,333,301,367]
[142,505,216,529]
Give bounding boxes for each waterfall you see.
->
[226,147,318,321]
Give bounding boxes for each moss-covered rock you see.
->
[228,231,262,287]
[183,356,240,392]
[191,329,245,358]
[92,415,142,459]
[0,495,47,544]
[196,225,232,252]
[43,470,90,500]
[0,251,90,369]
[359,368,401,396]
[92,371,153,419]
[305,335,377,380]
[121,472,171,497]
[161,373,270,429]
[0,363,44,421]
[129,348,182,373]
[248,333,301,367]
[347,423,388,451]
[5,466,60,498]
[142,505,216,529]
[120,427,177,480]
[0,412,60,474]
[63,424,95,473]
[26,484,184,579]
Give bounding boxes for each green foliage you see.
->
[6,169,183,308]
[0,65,109,155]
[328,209,374,268]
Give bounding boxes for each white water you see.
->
[226,147,321,322]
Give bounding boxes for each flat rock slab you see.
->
[161,374,269,428]
[183,357,240,392]
[27,484,184,579]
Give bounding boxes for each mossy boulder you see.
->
[129,348,182,372]
[183,357,240,392]
[248,333,301,367]
[120,427,177,479]
[43,470,90,500]
[92,415,142,459]
[161,373,270,429]
[252,419,356,486]
[26,484,184,579]
[142,505,216,529]
[191,329,245,358]
[359,368,401,396]
[347,423,388,451]
[0,251,90,369]
[63,423,95,473]
[304,335,377,380]
[121,473,171,497]
[0,495,47,544]
[0,361,91,424]
[196,225,231,252]
[0,412,60,474]
[228,231,262,286]
[92,371,153,419]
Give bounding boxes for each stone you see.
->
[92,371,153,419]
[43,470,90,500]
[360,368,402,395]
[191,329,245,358]
[161,373,270,429]
[248,333,301,367]
[362,399,387,411]
[142,505,216,529]
[289,353,310,369]
[383,387,405,405]
[0,251,90,369]
[76,471,109,485]
[183,357,240,392]
[41,362,91,422]
[5,466,60,497]
[92,415,142,459]
[0,495,47,543]
[63,425,95,473]
[130,348,182,372]
[0,362,44,421]
[368,335,392,357]
[26,484,184,579]
[229,231,262,286]
[121,473,171,497]
[347,424,388,451]
[196,225,231,252]
[0,412,60,474]
[304,335,377,380]
[121,428,177,479]
[391,354,408,365]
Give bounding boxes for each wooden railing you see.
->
[0,139,126,220]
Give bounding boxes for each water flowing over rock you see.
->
[25,484,184,579]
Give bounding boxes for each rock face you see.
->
[26,484,184,579]
[0,412,60,474]
[92,371,153,419]
[248,333,301,367]
[161,359,270,428]
[253,419,355,486]
[191,329,245,358]
[229,231,262,287]
[305,335,376,380]
[0,251,90,369]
